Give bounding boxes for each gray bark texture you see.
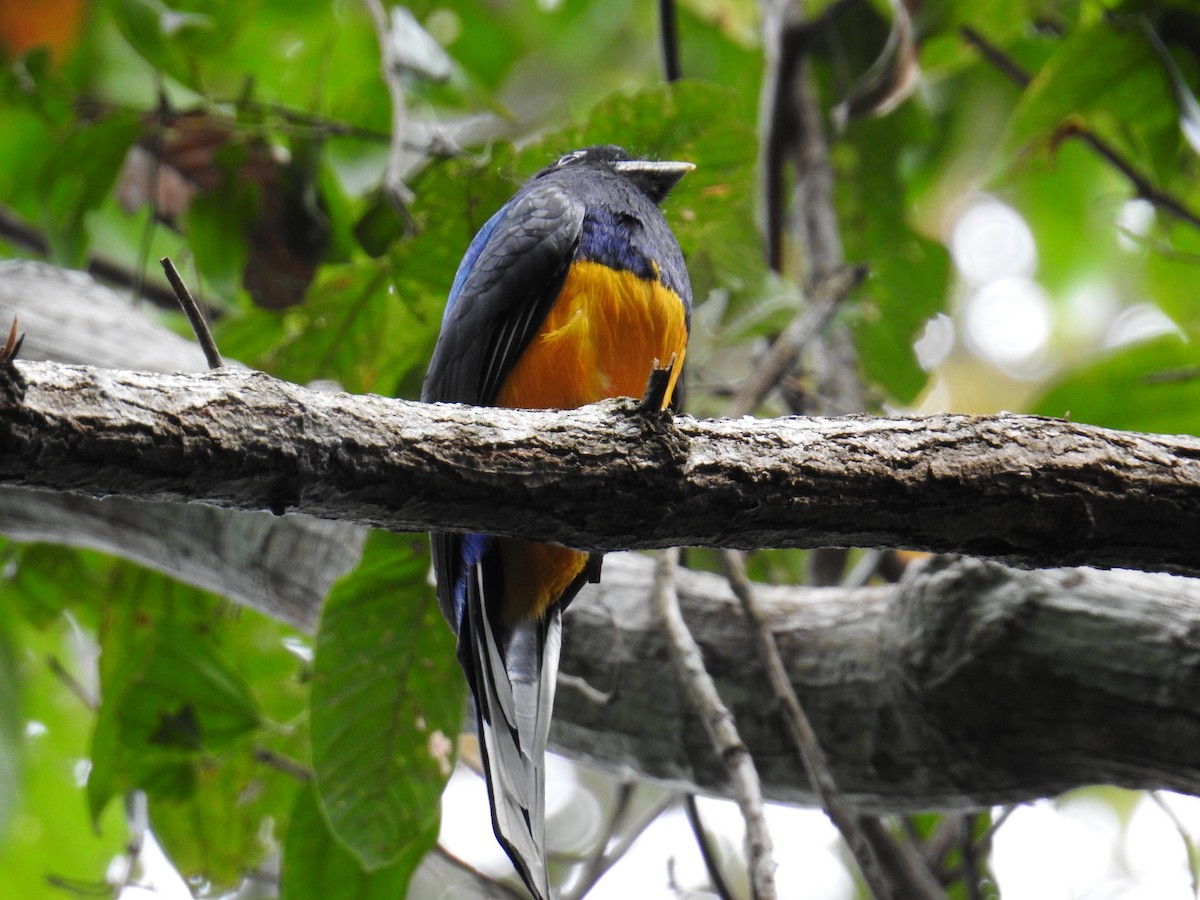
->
[561,553,1200,809]
[2,359,1200,576]
[5,262,1200,811]
[0,261,365,627]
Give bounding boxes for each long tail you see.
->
[465,566,561,900]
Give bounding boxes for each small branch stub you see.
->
[0,316,24,367]
[160,258,224,370]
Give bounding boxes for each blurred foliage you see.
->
[0,0,1199,897]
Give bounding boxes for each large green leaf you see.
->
[1000,20,1174,166]
[840,104,951,404]
[281,785,416,900]
[37,111,141,267]
[88,598,261,824]
[1145,220,1200,334]
[1032,334,1200,437]
[80,565,313,889]
[309,531,460,873]
[149,604,311,887]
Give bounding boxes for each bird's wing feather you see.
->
[422,180,583,900]
[421,182,585,407]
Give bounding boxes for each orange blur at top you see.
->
[494,259,689,623]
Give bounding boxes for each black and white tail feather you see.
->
[465,566,561,900]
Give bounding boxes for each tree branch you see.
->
[558,553,1200,808]
[2,360,1199,576]
[655,547,777,899]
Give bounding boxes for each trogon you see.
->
[422,145,693,899]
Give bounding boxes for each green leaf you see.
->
[215,258,416,394]
[0,612,20,838]
[840,105,951,403]
[354,188,410,259]
[1000,20,1171,164]
[112,0,254,92]
[0,544,105,627]
[186,163,257,302]
[1145,222,1200,334]
[281,785,416,900]
[38,112,141,266]
[1031,334,1200,437]
[0,611,127,896]
[150,747,301,887]
[89,609,261,823]
[80,567,310,889]
[310,531,460,874]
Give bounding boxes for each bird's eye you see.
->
[556,149,588,168]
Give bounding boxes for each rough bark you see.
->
[559,553,1200,809]
[0,488,359,629]
[5,263,1200,811]
[0,261,365,626]
[2,360,1199,575]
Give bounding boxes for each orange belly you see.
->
[495,260,689,622]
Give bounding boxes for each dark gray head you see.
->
[542,145,694,204]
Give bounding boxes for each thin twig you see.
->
[563,781,635,900]
[434,845,529,899]
[857,817,946,900]
[757,0,802,273]
[959,813,985,900]
[160,257,223,369]
[121,791,149,895]
[942,806,1016,883]
[362,0,416,209]
[654,546,776,900]
[563,785,682,900]
[658,0,682,83]
[253,747,312,782]
[842,548,886,588]
[959,25,1032,87]
[0,316,24,367]
[960,24,1200,232]
[725,264,866,416]
[557,672,614,705]
[684,794,736,900]
[1150,792,1200,898]
[46,654,97,710]
[719,549,929,900]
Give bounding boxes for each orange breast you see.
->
[495,260,689,622]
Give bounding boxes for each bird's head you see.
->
[547,145,694,203]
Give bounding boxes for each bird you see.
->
[422,145,693,898]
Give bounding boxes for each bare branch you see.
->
[655,547,776,899]
[725,264,866,416]
[2,360,1199,576]
[161,257,223,369]
[720,549,924,900]
[362,0,416,208]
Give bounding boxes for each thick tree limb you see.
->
[0,488,359,629]
[1,360,1199,576]
[559,553,1200,809]
[0,261,365,627]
